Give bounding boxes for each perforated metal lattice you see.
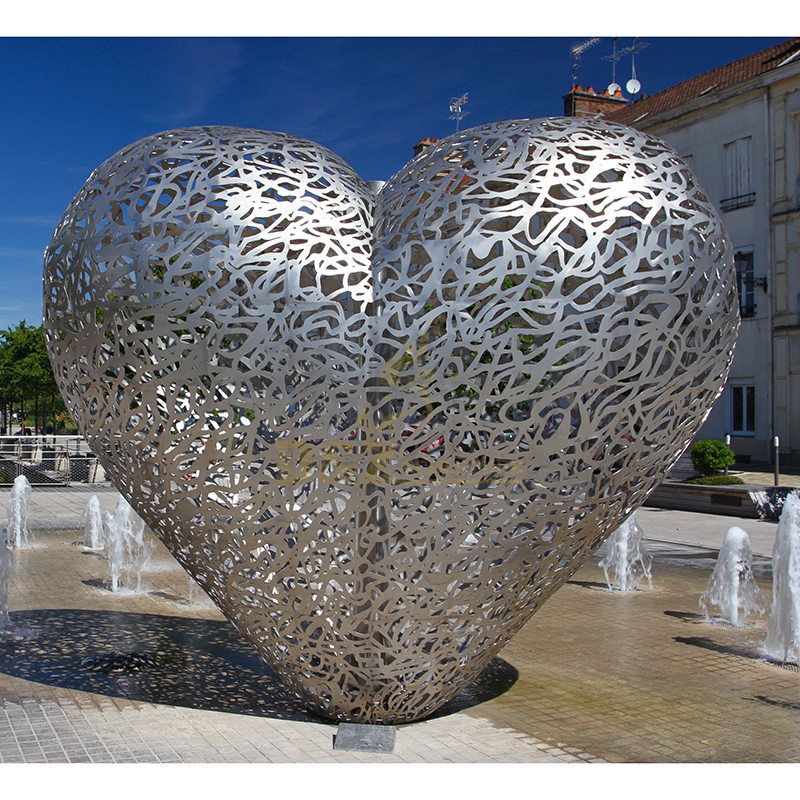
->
[44,118,738,722]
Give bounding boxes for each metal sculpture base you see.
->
[333,723,396,754]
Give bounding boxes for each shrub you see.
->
[690,439,736,476]
[685,475,745,486]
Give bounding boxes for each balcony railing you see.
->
[720,192,756,211]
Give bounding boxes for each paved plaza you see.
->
[1,486,799,762]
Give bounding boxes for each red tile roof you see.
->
[607,38,800,125]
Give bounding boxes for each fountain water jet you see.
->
[765,492,800,663]
[7,475,31,549]
[700,526,764,626]
[0,526,36,640]
[188,576,196,604]
[0,531,10,629]
[599,513,653,592]
[82,494,104,549]
[104,497,154,593]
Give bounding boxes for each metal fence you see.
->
[0,435,106,486]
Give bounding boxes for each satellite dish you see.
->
[607,82,621,95]
[626,78,641,95]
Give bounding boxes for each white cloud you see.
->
[0,214,59,228]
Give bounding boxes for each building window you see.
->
[735,250,755,317]
[730,384,756,435]
[721,137,755,210]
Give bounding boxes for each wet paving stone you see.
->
[474,552,800,762]
[0,529,574,763]
[1,523,798,761]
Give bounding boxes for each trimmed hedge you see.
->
[690,439,736,476]
[685,475,745,486]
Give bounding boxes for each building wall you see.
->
[642,89,774,461]
[770,72,800,462]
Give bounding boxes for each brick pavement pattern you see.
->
[0,527,578,763]
[1,485,120,532]
[1,493,799,762]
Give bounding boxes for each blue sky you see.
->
[0,36,787,328]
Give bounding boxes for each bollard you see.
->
[774,435,780,487]
[725,433,731,475]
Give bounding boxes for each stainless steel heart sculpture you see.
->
[44,118,739,722]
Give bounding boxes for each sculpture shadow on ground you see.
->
[675,635,800,677]
[663,610,709,624]
[751,694,800,711]
[565,579,610,591]
[0,609,517,724]
[673,635,767,661]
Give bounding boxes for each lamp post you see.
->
[724,433,731,475]
[774,435,780,487]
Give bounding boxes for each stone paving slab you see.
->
[1,485,119,531]
[482,553,800,762]
[736,470,800,489]
[1,494,799,762]
[0,694,567,763]
[637,507,778,558]
[0,530,575,764]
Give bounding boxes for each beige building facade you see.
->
[573,39,800,465]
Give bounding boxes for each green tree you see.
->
[0,321,72,434]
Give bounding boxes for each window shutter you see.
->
[723,137,752,198]
[738,137,752,195]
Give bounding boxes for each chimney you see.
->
[563,85,628,118]
[413,137,439,157]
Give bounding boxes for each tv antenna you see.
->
[570,37,600,90]
[602,37,622,95]
[620,37,649,96]
[449,93,469,132]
